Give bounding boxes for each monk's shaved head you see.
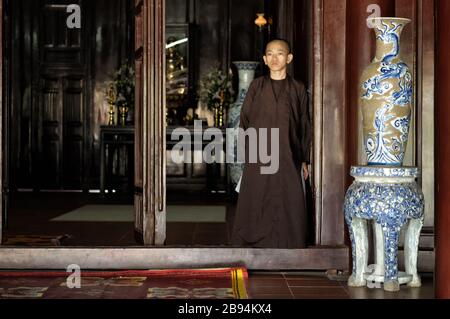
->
[265,38,291,54]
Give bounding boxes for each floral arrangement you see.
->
[198,68,235,110]
[114,62,135,108]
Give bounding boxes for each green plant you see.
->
[114,63,135,108]
[198,68,234,110]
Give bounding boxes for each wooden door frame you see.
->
[0,0,4,245]
[0,0,350,270]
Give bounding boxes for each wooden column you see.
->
[436,0,450,299]
[395,0,418,168]
[345,0,395,178]
[404,0,436,270]
[313,0,348,246]
[0,0,3,243]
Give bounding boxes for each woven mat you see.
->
[0,268,249,299]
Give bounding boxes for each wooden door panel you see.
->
[63,77,84,188]
[42,0,83,67]
[41,77,63,188]
[134,0,145,240]
[134,0,166,245]
[135,59,143,187]
[149,0,166,245]
[39,76,85,189]
[37,1,86,190]
[41,121,61,186]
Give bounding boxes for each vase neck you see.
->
[372,19,408,64]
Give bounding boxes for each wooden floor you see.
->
[4,192,234,246]
[4,191,319,247]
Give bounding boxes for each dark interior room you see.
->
[2,0,314,247]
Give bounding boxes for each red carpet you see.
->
[0,268,249,299]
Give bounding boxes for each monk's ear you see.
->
[287,53,294,64]
[263,55,268,65]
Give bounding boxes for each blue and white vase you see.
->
[361,17,413,166]
[228,61,259,188]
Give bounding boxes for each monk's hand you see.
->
[302,162,309,180]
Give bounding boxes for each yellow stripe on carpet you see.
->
[231,268,248,299]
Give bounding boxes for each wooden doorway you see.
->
[0,0,350,271]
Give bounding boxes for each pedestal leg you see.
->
[404,218,424,288]
[373,221,385,276]
[348,218,368,287]
[383,226,400,292]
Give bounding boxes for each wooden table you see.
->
[100,125,135,195]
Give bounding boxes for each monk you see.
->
[231,39,312,248]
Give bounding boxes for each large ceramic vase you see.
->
[361,17,413,166]
[228,61,259,188]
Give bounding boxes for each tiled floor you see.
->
[248,272,435,299]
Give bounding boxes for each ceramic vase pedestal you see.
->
[227,61,259,189]
[344,167,424,292]
[345,18,422,292]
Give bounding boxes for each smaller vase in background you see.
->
[119,105,129,126]
[213,104,224,128]
[106,83,116,126]
[114,63,135,126]
[227,61,259,188]
[213,91,225,128]
[126,107,134,125]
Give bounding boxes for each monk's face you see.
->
[263,41,293,72]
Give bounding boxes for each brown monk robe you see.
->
[231,75,311,248]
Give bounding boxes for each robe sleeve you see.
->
[298,84,312,164]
